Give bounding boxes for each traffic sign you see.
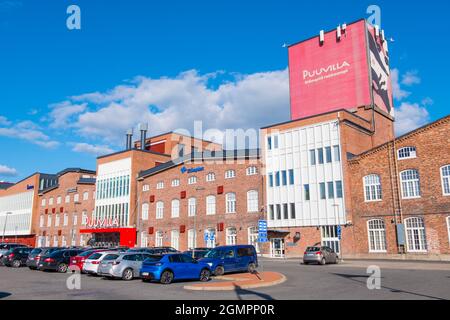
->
[258,220,268,243]
[337,226,342,240]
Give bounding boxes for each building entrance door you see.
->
[270,238,285,258]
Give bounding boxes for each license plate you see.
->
[308,253,314,256]
[142,272,149,276]
[72,260,76,263]
[29,258,34,261]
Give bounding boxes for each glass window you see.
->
[267,136,272,150]
[63,213,68,226]
[155,231,164,247]
[188,229,196,249]
[333,145,341,162]
[246,166,258,176]
[171,199,180,218]
[309,150,316,165]
[367,219,387,252]
[275,172,280,187]
[226,227,237,245]
[335,181,343,199]
[269,173,274,187]
[142,203,149,220]
[274,136,279,149]
[226,193,236,213]
[364,175,382,201]
[188,176,197,185]
[248,227,259,253]
[318,148,324,164]
[327,182,334,199]
[171,179,180,187]
[206,195,216,215]
[304,184,310,201]
[398,147,417,160]
[319,183,326,200]
[225,170,236,179]
[268,205,274,220]
[400,170,421,199]
[441,165,450,196]
[57,196,62,205]
[171,230,180,250]
[405,217,427,252]
[49,197,54,206]
[142,184,150,191]
[83,192,89,201]
[188,198,196,217]
[281,170,287,186]
[247,190,258,213]
[288,169,294,185]
[156,201,164,219]
[39,215,44,227]
[206,173,216,182]
[276,204,281,220]
[283,203,288,219]
[65,195,70,204]
[41,198,46,207]
[74,194,79,203]
[290,203,296,219]
[156,181,164,189]
[325,146,332,163]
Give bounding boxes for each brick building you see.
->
[348,115,450,260]
[37,168,96,247]
[136,149,263,252]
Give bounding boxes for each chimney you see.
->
[126,129,133,150]
[138,123,148,150]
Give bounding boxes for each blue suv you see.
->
[200,245,258,276]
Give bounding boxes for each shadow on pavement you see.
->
[332,273,446,300]
[234,285,275,301]
[0,292,11,299]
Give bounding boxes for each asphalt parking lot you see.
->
[1,258,450,300]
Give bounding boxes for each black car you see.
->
[2,247,33,267]
[183,249,210,260]
[26,247,60,270]
[38,249,84,273]
[0,243,25,265]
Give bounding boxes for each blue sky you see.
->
[1,0,449,181]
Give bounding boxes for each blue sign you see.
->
[181,166,205,174]
[337,226,342,240]
[204,232,215,242]
[26,185,34,190]
[258,220,268,243]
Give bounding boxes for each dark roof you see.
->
[57,168,96,177]
[97,148,171,160]
[77,178,96,185]
[138,149,260,180]
[135,131,220,146]
[0,182,14,190]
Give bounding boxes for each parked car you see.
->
[302,245,339,265]
[2,247,33,267]
[38,249,85,273]
[140,253,211,284]
[183,248,210,260]
[26,247,60,270]
[97,252,153,280]
[153,247,179,254]
[82,251,120,275]
[127,247,178,255]
[200,245,258,276]
[0,243,26,263]
[69,249,107,272]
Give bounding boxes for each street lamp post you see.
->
[2,212,12,242]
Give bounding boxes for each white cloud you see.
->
[391,69,410,100]
[395,102,430,136]
[401,70,421,86]
[49,101,87,128]
[72,143,114,156]
[0,164,18,177]
[64,69,289,146]
[0,115,11,126]
[0,120,59,149]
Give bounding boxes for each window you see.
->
[318,148,324,164]
[247,190,258,213]
[364,175,382,201]
[290,203,296,219]
[441,165,450,196]
[400,170,421,199]
[367,219,387,252]
[226,227,237,245]
[267,136,272,150]
[319,183,326,200]
[188,229,196,249]
[83,191,89,201]
[63,213,68,226]
[171,199,180,218]
[49,197,54,206]
[447,217,450,245]
[335,181,343,198]
[206,195,216,215]
[288,169,294,185]
[188,176,197,185]
[73,214,78,226]
[398,147,417,160]
[327,182,335,199]
[405,217,427,252]
[225,170,236,179]
[155,231,164,247]
[248,227,259,253]
[226,193,236,213]
[325,146,332,163]
[333,145,341,162]
[56,196,62,205]
[246,166,258,176]
[268,173,273,187]
[281,170,287,186]
[140,232,148,248]
[141,203,149,220]
[171,230,180,250]
[156,181,164,189]
[268,205,274,220]
[41,198,46,207]
[309,150,316,165]
[74,194,79,203]
[53,236,58,247]
[142,184,150,192]
[156,201,164,219]
[188,198,196,217]
[321,226,340,254]
[276,204,281,220]
[82,211,88,225]
[171,179,180,187]
[39,215,44,228]
[205,228,216,248]
[206,173,216,182]
[47,215,52,227]
[304,184,310,201]
[274,136,279,149]
[283,203,288,219]
[65,195,70,204]
[275,172,280,187]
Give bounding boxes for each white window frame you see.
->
[39,215,44,228]
[171,229,180,250]
[398,147,417,160]
[447,216,450,246]
[246,166,258,176]
[171,179,180,187]
[155,231,164,247]
[65,195,70,204]
[226,192,236,214]
[48,197,54,206]
[47,215,52,227]
[83,191,89,201]
[206,195,216,215]
[156,181,164,190]
[188,229,196,249]
[248,226,259,253]
[41,198,46,207]
[73,214,78,226]
[441,165,450,196]
[188,176,198,185]
[142,203,149,221]
[56,196,62,205]
[171,199,180,218]
[225,170,236,179]
[400,169,421,199]
[81,211,87,226]
[367,219,387,253]
[188,197,196,217]
[206,172,216,182]
[364,174,382,202]
[405,217,427,253]
[156,201,164,219]
[74,194,79,203]
[63,213,68,226]
[226,227,237,245]
[142,184,150,192]
[247,190,259,213]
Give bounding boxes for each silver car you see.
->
[82,251,119,275]
[303,245,339,265]
[97,252,151,280]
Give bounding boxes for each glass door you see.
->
[270,238,285,258]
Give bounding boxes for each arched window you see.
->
[248,226,259,253]
[83,191,89,201]
[226,193,236,213]
[246,166,258,176]
[140,232,148,248]
[155,231,164,247]
[63,213,68,226]
[405,217,427,252]
[188,229,196,249]
[41,198,46,207]
[447,217,450,245]
[81,210,88,225]
[188,176,198,185]
[206,172,216,182]
[188,198,196,217]
[171,179,180,187]
[364,175,382,201]
[206,195,216,215]
[205,228,216,248]
[367,219,387,252]
[441,165,450,196]
[400,170,421,199]
[247,190,259,213]
[39,215,44,228]
[225,170,236,179]
[171,229,180,250]
[141,203,149,220]
[56,196,62,204]
[171,199,180,218]
[156,181,164,189]
[73,213,78,226]
[226,227,237,245]
[47,215,52,227]
[48,197,54,206]
[398,147,417,160]
[65,195,70,204]
[156,201,164,219]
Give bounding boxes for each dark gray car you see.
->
[303,245,339,265]
[26,247,60,270]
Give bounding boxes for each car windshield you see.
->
[103,254,119,261]
[30,248,42,255]
[204,249,224,259]
[88,253,102,260]
[306,247,321,252]
[78,250,94,257]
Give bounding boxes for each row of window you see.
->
[309,145,340,165]
[363,165,450,202]
[141,191,259,220]
[268,170,295,187]
[144,167,258,192]
[96,175,130,200]
[367,217,450,253]
[41,191,91,207]
[39,211,88,228]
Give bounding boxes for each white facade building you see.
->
[0,191,35,236]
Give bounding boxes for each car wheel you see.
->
[57,263,68,273]
[12,260,21,268]
[320,258,326,265]
[199,269,211,282]
[303,261,309,265]
[122,268,134,281]
[28,266,36,270]
[160,270,174,284]
[214,265,225,276]
[247,262,257,274]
